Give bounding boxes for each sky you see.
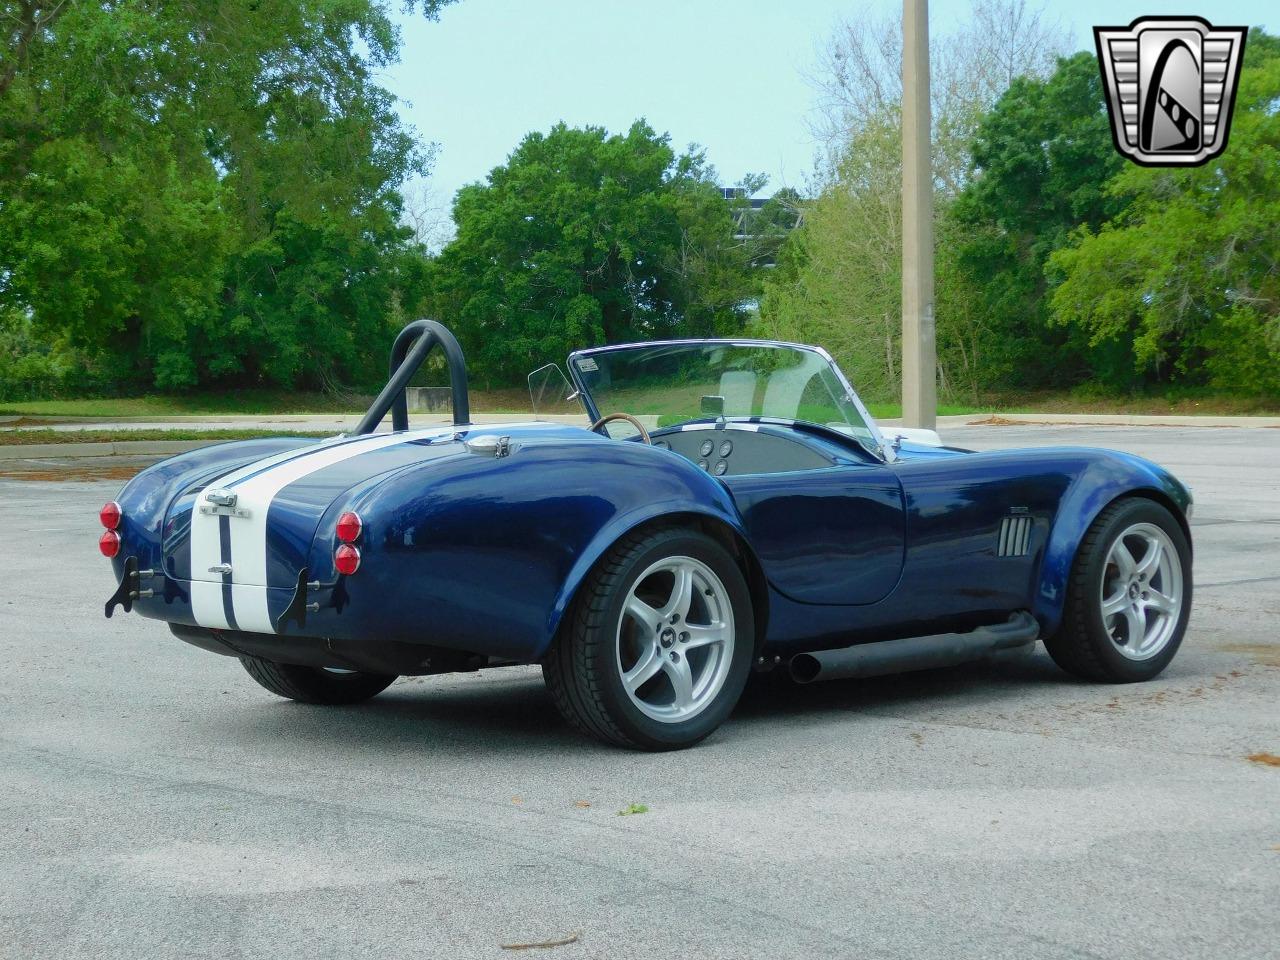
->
[384,0,1275,232]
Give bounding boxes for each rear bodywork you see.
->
[110,421,737,658]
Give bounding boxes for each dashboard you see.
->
[651,426,836,477]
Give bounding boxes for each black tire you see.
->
[239,657,396,705]
[542,526,755,750]
[1044,497,1192,683]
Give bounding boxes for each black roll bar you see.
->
[353,319,470,435]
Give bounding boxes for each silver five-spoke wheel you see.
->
[617,556,735,723]
[543,526,754,748]
[1046,497,1192,683]
[1100,522,1183,661]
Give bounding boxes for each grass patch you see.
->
[989,390,1280,416]
[863,392,1280,418]
[0,428,332,446]
[0,387,537,418]
[0,392,362,418]
[863,402,985,420]
[616,803,650,817]
[4,386,1277,421]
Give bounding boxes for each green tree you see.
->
[1048,32,1280,394]
[949,51,1127,389]
[738,186,804,269]
[759,113,1007,403]
[758,114,904,399]
[0,0,451,394]
[422,121,756,386]
[761,0,1069,401]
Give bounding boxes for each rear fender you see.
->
[342,438,752,661]
[1034,452,1192,635]
[546,497,761,657]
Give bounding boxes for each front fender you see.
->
[1033,450,1192,635]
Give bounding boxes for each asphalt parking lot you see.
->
[1,423,1277,960]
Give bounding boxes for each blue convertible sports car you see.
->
[100,320,1193,749]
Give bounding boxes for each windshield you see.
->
[569,342,881,454]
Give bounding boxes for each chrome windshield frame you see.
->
[566,338,894,463]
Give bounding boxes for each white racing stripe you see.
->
[188,433,356,631]
[189,537,231,630]
[225,427,456,633]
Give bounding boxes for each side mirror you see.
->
[700,395,725,417]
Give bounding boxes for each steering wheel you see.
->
[590,412,652,445]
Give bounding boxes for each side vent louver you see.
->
[998,515,1033,557]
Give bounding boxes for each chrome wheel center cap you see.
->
[659,627,676,648]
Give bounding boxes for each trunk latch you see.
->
[199,488,250,518]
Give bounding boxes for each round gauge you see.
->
[697,458,710,471]
[699,439,714,457]
[718,440,733,458]
[713,460,728,476]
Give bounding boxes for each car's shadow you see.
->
[223,649,1078,756]
[735,649,1068,721]
[230,671,585,757]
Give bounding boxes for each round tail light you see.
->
[100,501,122,529]
[334,543,361,576]
[335,511,362,543]
[99,530,121,558]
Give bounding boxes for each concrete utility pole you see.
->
[901,0,936,429]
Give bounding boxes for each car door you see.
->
[724,461,906,606]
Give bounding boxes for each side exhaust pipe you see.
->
[788,612,1040,684]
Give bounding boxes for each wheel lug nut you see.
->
[669,652,678,662]
[679,632,688,642]
[669,614,678,624]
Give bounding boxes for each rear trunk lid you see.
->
[165,428,462,589]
